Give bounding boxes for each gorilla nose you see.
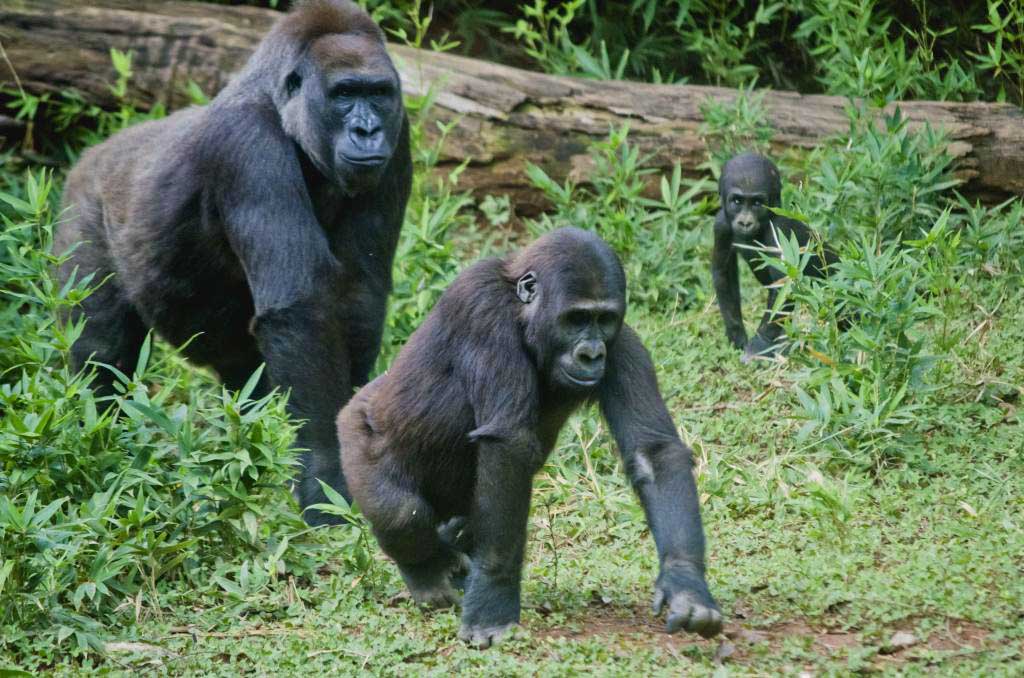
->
[352,120,382,139]
[574,341,606,366]
[343,122,387,166]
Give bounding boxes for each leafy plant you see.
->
[790,107,958,243]
[0,173,331,656]
[525,125,713,309]
[698,86,776,177]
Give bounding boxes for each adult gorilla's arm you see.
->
[711,213,747,349]
[215,112,352,521]
[599,325,722,638]
[336,117,412,387]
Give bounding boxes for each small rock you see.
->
[104,641,172,657]
[881,630,917,654]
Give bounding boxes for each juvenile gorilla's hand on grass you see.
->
[652,564,723,638]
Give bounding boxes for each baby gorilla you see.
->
[339,227,721,647]
[712,152,837,362]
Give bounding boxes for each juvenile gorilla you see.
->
[56,0,411,524]
[712,152,836,362]
[339,228,722,648]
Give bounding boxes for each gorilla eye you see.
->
[564,310,590,328]
[731,196,742,205]
[330,84,356,99]
[284,72,302,96]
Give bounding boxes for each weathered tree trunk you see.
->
[2,0,1022,211]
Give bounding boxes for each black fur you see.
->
[712,152,837,361]
[338,228,722,647]
[56,0,412,525]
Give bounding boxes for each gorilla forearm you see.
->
[460,438,537,642]
[599,326,721,637]
[712,213,747,350]
[342,279,390,387]
[252,302,353,520]
[251,303,351,431]
[712,264,747,349]
[601,329,708,572]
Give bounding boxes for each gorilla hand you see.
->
[652,563,723,638]
[741,333,778,364]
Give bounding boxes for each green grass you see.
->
[20,282,1019,676]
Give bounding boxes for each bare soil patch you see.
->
[530,603,1002,667]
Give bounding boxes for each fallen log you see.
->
[2,0,1022,211]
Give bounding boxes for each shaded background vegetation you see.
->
[1,0,1022,673]
[207,0,1024,104]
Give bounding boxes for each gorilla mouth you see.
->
[342,154,388,168]
[561,367,601,387]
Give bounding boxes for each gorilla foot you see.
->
[399,551,470,609]
[458,621,518,649]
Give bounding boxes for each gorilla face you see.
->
[514,229,627,393]
[550,299,623,390]
[719,152,782,244]
[281,33,403,194]
[724,184,772,242]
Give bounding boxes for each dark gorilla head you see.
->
[268,0,404,194]
[508,227,626,392]
[720,152,782,242]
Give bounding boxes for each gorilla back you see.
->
[56,0,412,525]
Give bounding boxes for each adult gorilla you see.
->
[56,0,411,525]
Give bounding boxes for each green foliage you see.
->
[698,86,776,177]
[4,49,165,160]
[790,107,958,243]
[0,173,327,657]
[793,0,979,104]
[390,0,1022,105]
[525,125,713,309]
[781,230,942,469]
[971,0,1024,103]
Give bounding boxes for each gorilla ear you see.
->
[516,271,538,304]
[284,71,302,97]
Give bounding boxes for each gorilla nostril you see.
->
[353,122,382,139]
[576,343,606,365]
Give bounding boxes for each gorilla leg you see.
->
[366,476,468,608]
[67,269,147,398]
[212,350,272,398]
